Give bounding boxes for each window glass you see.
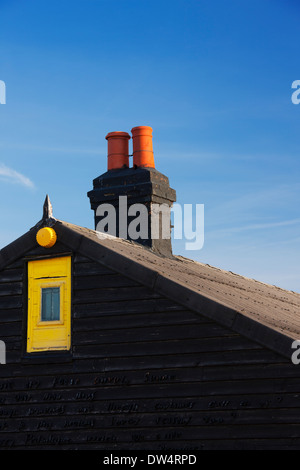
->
[41,287,60,321]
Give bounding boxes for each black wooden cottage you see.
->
[0,127,300,450]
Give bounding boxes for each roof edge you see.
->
[0,228,37,270]
[0,220,296,361]
[54,221,296,361]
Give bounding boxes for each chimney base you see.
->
[88,167,176,257]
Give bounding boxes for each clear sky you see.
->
[0,0,299,293]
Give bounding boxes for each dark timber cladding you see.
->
[0,220,299,449]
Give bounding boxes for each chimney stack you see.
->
[88,126,176,257]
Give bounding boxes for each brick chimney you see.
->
[87,126,176,256]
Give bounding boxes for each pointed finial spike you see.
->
[43,194,53,220]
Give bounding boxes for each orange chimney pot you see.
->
[131,126,155,168]
[106,131,131,171]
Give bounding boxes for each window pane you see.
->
[41,287,60,321]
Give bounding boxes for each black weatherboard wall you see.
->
[0,220,300,450]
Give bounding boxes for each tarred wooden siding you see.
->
[0,246,299,450]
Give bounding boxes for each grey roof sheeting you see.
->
[1,218,300,359]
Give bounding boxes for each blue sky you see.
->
[0,0,299,292]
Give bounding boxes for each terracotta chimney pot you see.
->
[131,126,155,168]
[106,131,131,171]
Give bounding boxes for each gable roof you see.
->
[0,218,299,360]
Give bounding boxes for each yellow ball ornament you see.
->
[36,227,57,248]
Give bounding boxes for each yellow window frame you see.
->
[27,256,71,353]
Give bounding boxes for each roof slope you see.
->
[1,219,299,359]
